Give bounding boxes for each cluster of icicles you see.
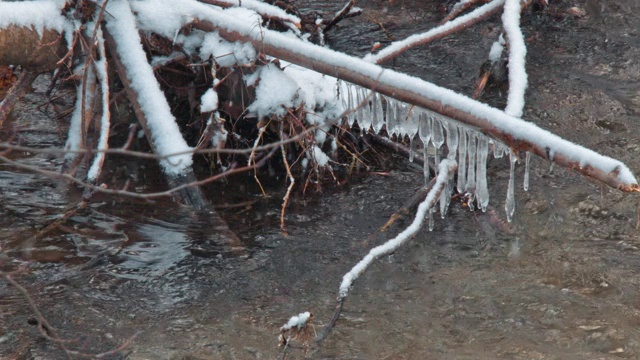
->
[338,81,532,224]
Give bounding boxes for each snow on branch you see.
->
[104,0,193,176]
[364,0,506,65]
[198,0,301,27]
[339,159,457,299]
[190,10,638,190]
[87,28,111,182]
[502,0,528,117]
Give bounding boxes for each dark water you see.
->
[3,0,640,359]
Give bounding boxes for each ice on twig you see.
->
[339,160,457,298]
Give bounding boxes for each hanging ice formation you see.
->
[338,80,520,223]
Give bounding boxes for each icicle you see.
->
[493,142,505,158]
[445,121,459,161]
[372,93,384,134]
[358,88,372,133]
[476,136,489,212]
[346,84,355,127]
[386,98,398,136]
[428,207,435,231]
[405,107,419,162]
[431,117,444,174]
[457,127,467,194]
[465,133,476,196]
[419,111,432,185]
[439,180,453,219]
[395,102,409,137]
[505,149,517,222]
[524,151,531,191]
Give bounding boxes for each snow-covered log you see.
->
[103,1,208,209]
[0,1,72,71]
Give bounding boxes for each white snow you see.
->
[0,0,74,46]
[200,88,219,112]
[488,34,505,63]
[502,0,528,117]
[282,62,343,125]
[364,0,506,64]
[200,30,257,67]
[246,63,300,120]
[281,311,311,331]
[339,160,457,298]
[87,28,111,182]
[64,68,96,161]
[105,0,193,175]
[311,145,330,167]
[214,0,301,27]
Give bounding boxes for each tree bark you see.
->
[0,26,67,72]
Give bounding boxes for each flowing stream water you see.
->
[2,0,640,359]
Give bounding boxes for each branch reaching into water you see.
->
[316,160,457,344]
[365,0,506,65]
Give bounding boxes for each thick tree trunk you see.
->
[0,26,67,72]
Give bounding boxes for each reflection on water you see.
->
[3,0,640,358]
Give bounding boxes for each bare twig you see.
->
[323,0,356,34]
[279,121,295,234]
[0,147,277,200]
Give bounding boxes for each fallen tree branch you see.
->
[103,1,209,209]
[365,0,506,64]
[190,12,637,192]
[318,159,457,344]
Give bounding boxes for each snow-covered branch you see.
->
[198,0,301,27]
[502,0,528,117]
[364,0,506,65]
[339,159,457,298]
[191,12,637,191]
[104,0,193,176]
